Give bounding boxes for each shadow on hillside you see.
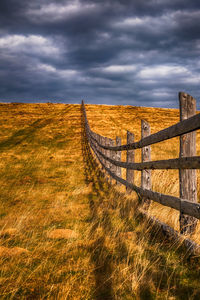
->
[81,122,114,299]
[80,107,200,299]
[81,113,139,299]
[0,118,52,151]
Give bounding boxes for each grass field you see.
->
[0,102,200,299]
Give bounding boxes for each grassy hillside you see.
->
[0,102,200,299]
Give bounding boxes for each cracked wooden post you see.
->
[141,120,151,208]
[116,136,121,184]
[179,92,197,235]
[126,131,134,193]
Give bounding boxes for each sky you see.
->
[0,0,200,108]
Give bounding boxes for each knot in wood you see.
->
[182,93,187,98]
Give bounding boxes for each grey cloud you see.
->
[0,0,199,108]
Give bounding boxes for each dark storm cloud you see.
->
[0,0,200,108]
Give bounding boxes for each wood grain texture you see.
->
[179,92,197,234]
[110,139,117,179]
[141,120,151,208]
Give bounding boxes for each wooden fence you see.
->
[81,92,200,235]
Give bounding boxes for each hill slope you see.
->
[0,102,200,299]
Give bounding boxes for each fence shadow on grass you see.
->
[81,120,114,299]
[81,114,136,299]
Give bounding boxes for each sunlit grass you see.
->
[0,102,200,299]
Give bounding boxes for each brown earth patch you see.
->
[47,229,78,239]
[120,231,136,240]
[0,246,29,257]
[0,228,18,238]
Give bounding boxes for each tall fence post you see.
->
[116,136,121,184]
[105,137,113,183]
[110,139,116,183]
[126,131,134,193]
[179,92,197,234]
[141,120,151,208]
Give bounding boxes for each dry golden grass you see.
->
[0,102,200,299]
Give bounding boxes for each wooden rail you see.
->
[89,135,200,170]
[87,113,200,151]
[81,92,200,235]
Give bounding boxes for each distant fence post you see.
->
[116,136,121,184]
[141,120,151,208]
[126,131,134,193]
[179,92,197,234]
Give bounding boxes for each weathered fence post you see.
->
[179,92,197,234]
[116,136,121,184]
[126,131,134,193]
[105,137,111,182]
[110,139,116,183]
[141,120,151,208]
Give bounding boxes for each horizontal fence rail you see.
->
[89,133,200,170]
[89,137,200,219]
[88,114,200,151]
[82,92,200,235]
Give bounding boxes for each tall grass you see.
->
[0,102,200,299]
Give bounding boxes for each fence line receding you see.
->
[81,92,200,235]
